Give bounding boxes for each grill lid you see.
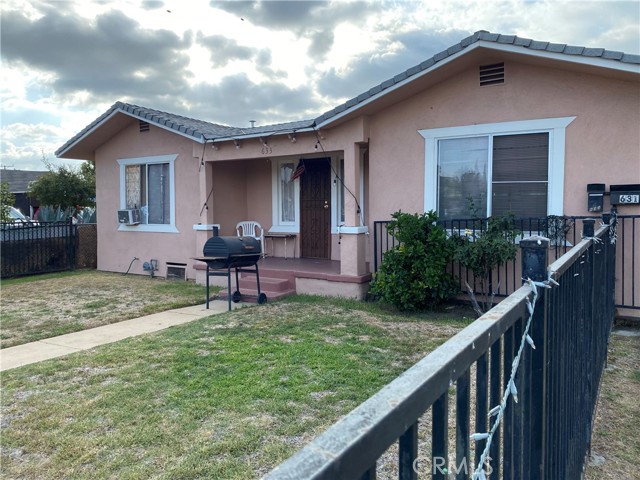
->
[203,236,261,259]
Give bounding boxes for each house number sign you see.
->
[610,184,640,206]
[617,194,640,204]
[261,146,273,155]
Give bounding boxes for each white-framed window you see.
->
[117,154,178,233]
[420,117,575,219]
[331,155,366,232]
[270,158,300,233]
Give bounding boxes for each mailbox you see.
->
[587,183,606,212]
[610,184,640,206]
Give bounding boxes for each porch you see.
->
[193,256,372,301]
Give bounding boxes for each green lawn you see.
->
[0,296,473,479]
[0,271,214,348]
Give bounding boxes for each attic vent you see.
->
[479,62,505,86]
[139,120,150,133]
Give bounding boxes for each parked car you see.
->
[4,207,37,226]
[9,207,28,222]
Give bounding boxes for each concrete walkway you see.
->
[0,300,242,372]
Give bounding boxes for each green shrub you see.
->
[370,211,459,311]
[453,214,520,315]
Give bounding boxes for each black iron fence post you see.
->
[520,235,549,479]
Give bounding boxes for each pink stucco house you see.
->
[56,31,639,303]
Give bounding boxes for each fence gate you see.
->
[1,221,77,278]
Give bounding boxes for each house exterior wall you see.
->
[361,60,638,314]
[365,60,639,229]
[94,123,201,278]
[90,57,637,298]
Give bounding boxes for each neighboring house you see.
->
[56,31,640,301]
[0,169,48,218]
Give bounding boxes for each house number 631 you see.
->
[261,146,273,154]
[619,194,639,203]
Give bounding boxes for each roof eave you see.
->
[55,108,121,158]
[56,105,208,159]
[211,126,317,144]
[315,40,640,129]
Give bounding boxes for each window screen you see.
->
[492,133,548,217]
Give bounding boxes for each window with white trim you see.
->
[420,117,575,219]
[270,158,300,233]
[118,154,177,233]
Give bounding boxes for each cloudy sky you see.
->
[1,0,639,171]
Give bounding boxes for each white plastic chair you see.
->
[236,221,265,257]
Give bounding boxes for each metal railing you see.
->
[373,215,638,310]
[1,220,77,278]
[266,217,616,479]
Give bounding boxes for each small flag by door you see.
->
[290,160,305,181]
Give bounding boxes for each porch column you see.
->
[340,143,368,276]
[194,162,217,254]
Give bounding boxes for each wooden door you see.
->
[301,159,331,258]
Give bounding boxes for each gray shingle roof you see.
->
[0,169,48,192]
[313,30,639,125]
[55,101,315,156]
[57,30,638,156]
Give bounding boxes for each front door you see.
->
[301,158,331,259]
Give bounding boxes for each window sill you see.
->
[332,225,369,234]
[269,225,299,234]
[118,224,179,233]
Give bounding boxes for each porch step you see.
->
[219,274,296,303]
[239,276,291,292]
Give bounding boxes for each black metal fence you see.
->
[373,215,638,311]
[1,221,79,278]
[266,217,616,479]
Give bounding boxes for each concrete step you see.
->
[220,274,296,303]
[238,276,291,292]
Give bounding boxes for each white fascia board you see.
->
[480,42,640,75]
[316,41,638,130]
[56,109,121,157]
[56,108,205,158]
[117,110,204,143]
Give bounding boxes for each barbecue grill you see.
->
[194,236,267,311]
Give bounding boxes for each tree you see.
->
[1,181,16,222]
[28,159,95,211]
[453,214,520,316]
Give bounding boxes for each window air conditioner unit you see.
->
[117,209,141,225]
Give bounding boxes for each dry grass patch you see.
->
[0,296,473,479]
[0,270,213,348]
[585,329,640,480]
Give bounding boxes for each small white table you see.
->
[264,233,297,259]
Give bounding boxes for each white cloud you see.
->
[0,0,637,170]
